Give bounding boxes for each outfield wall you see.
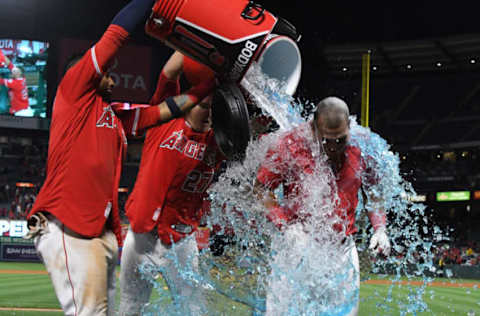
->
[379,263,480,280]
[0,220,40,262]
[0,236,40,262]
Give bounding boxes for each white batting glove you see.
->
[369,227,391,256]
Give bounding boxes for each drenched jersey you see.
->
[126,117,224,245]
[0,77,29,114]
[257,123,371,236]
[28,25,153,245]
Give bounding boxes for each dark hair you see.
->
[62,49,88,77]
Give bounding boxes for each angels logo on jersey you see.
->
[160,129,216,166]
[96,106,117,129]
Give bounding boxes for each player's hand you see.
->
[368,227,391,256]
[266,205,288,230]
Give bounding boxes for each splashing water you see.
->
[137,63,454,315]
[349,120,447,314]
[240,63,305,131]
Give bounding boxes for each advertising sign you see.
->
[0,220,28,237]
[436,191,471,202]
[0,236,40,262]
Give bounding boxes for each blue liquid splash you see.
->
[134,64,454,315]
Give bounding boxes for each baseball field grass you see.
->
[0,262,479,315]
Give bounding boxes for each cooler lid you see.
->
[212,82,251,160]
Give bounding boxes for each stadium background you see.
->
[0,0,479,314]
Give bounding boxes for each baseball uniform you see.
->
[119,69,223,315]
[26,1,161,314]
[256,122,385,316]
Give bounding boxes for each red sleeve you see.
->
[149,71,180,105]
[0,78,4,86]
[256,139,288,190]
[368,210,386,230]
[0,78,12,88]
[92,24,129,74]
[0,49,5,67]
[7,63,13,71]
[112,102,162,137]
[59,25,129,108]
[360,153,386,230]
[182,55,215,85]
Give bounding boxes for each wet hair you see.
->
[314,96,350,129]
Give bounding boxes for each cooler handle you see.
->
[241,1,265,21]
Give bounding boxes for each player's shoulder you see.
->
[346,145,362,156]
[346,145,363,164]
[60,50,94,86]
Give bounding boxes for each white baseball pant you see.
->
[33,214,118,316]
[119,228,206,316]
[266,228,360,316]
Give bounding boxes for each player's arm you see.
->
[114,52,184,137]
[0,78,10,87]
[254,179,279,209]
[93,0,155,73]
[115,77,216,137]
[361,163,388,231]
[254,179,288,229]
[150,51,215,104]
[60,0,155,105]
[364,191,387,231]
[254,145,289,229]
[0,49,7,68]
[362,186,391,256]
[149,51,183,105]
[152,52,215,121]
[118,52,216,136]
[0,50,14,72]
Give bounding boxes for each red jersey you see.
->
[126,117,224,245]
[0,77,29,114]
[28,25,152,245]
[257,123,371,236]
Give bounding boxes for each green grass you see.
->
[0,312,62,316]
[0,262,47,271]
[0,262,479,315]
[360,282,480,315]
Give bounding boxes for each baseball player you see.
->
[24,0,215,315]
[118,53,225,315]
[255,97,391,316]
[0,49,31,116]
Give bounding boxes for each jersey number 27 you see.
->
[182,170,214,193]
